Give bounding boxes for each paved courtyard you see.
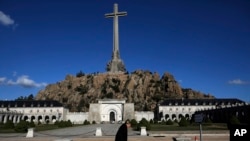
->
[0,123,230,141]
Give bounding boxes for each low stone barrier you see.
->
[95,127,102,136]
[140,127,147,136]
[54,139,72,141]
[26,128,34,138]
[173,137,191,141]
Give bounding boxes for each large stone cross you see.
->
[105,3,127,60]
[105,3,127,73]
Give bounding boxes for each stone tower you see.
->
[105,3,127,73]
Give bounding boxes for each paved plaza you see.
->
[0,124,230,141]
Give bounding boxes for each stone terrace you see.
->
[0,124,229,141]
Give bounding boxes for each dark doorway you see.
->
[110,111,115,122]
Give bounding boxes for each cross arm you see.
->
[105,13,115,18]
[105,12,127,18]
[117,12,127,16]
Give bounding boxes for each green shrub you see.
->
[29,121,36,127]
[57,120,72,128]
[166,119,174,125]
[149,119,154,124]
[76,71,85,77]
[83,120,90,125]
[130,119,138,129]
[178,117,189,127]
[4,120,14,129]
[153,119,158,124]
[161,119,166,125]
[38,121,42,125]
[227,115,241,129]
[229,115,240,125]
[137,118,151,131]
[54,121,58,126]
[92,120,96,124]
[67,120,72,126]
[74,84,88,95]
[15,120,29,132]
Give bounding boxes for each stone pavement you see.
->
[0,123,230,141]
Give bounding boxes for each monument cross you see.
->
[105,3,127,73]
[105,3,127,60]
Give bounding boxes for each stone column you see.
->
[17,115,21,123]
[3,115,8,123]
[9,115,13,121]
[0,114,2,123]
[13,115,17,124]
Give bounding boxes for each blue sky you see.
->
[0,0,249,102]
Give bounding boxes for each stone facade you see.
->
[135,111,154,122]
[88,99,134,123]
[0,100,65,124]
[1,98,246,124]
[66,112,89,124]
[158,98,246,121]
[123,103,135,120]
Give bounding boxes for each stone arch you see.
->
[16,115,22,123]
[172,114,176,121]
[38,115,43,123]
[52,115,57,123]
[8,115,14,121]
[165,114,170,120]
[1,115,5,123]
[178,114,184,120]
[101,104,122,122]
[4,115,10,123]
[31,116,36,122]
[109,111,116,122]
[185,114,190,120]
[23,115,29,121]
[45,115,50,124]
[13,115,17,123]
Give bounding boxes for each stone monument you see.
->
[105,3,127,73]
[88,99,134,123]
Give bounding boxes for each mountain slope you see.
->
[36,70,214,112]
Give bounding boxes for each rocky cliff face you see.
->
[36,70,214,112]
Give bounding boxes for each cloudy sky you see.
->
[0,0,249,102]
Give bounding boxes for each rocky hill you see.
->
[36,70,214,112]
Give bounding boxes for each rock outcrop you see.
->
[36,70,214,112]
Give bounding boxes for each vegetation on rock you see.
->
[36,70,214,112]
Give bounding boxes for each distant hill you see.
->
[36,70,214,112]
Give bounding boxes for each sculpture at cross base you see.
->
[105,3,127,73]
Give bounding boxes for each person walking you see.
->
[115,120,131,141]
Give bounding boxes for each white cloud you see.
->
[228,79,248,85]
[2,75,47,88]
[6,79,15,85]
[0,11,15,26]
[0,77,6,83]
[9,75,47,88]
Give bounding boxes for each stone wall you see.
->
[0,107,65,124]
[135,111,154,122]
[88,104,101,123]
[159,105,216,121]
[123,103,135,120]
[66,112,89,124]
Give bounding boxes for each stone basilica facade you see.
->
[0,99,154,124]
[0,100,66,124]
[0,98,246,124]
